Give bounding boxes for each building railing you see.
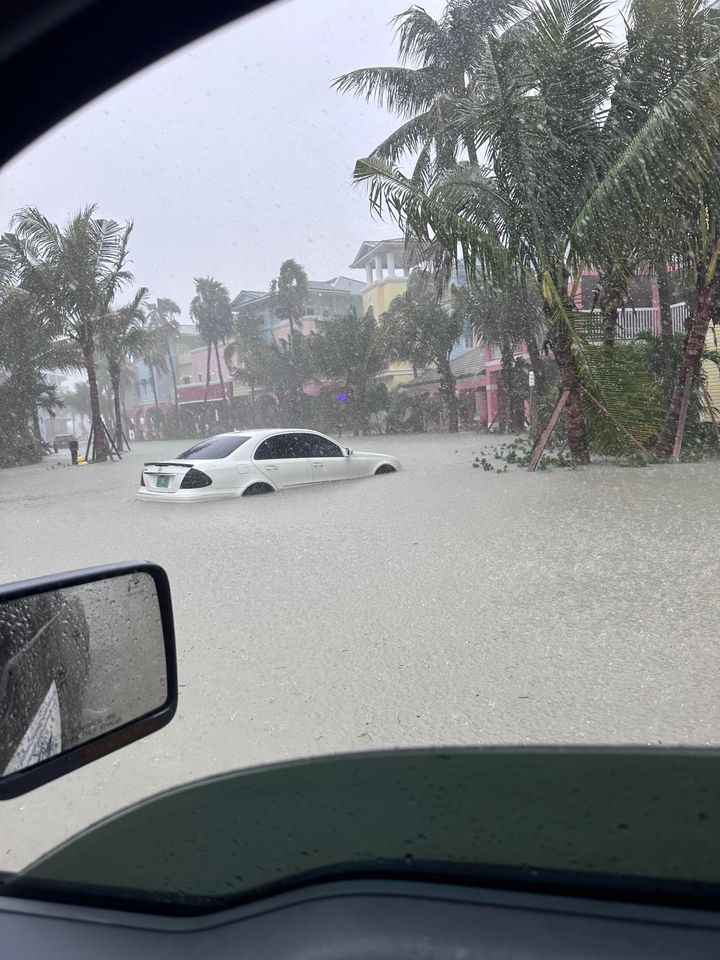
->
[576,302,690,341]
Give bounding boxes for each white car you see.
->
[137,429,401,501]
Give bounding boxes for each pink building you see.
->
[406,343,521,428]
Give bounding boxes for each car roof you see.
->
[212,428,327,439]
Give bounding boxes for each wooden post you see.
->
[672,368,694,463]
[527,389,569,472]
[103,420,121,460]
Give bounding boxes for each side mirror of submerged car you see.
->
[0,561,177,799]
[345,447,353,456]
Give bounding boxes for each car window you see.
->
[254,433,310,460]
[176,436,251,459]
[304,434,343,458]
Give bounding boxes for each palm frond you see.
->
[574,47,720,260]
[332,65,440,117]
[392,5,447,65]
[579,345,667,454]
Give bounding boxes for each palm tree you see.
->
[63,380,91,435]
[384,270,464,432]
[190,277,233,427]
[333,0,515,178]
[99,287,149,450]
[347,0,720,461]
[0,283,82,444]
[140,318,169,431]
[224,308,265,424]
[453,276,542,432]
[270,259,308,347]
[309,307,389,436]
[572,0,720,458]
[4,206,134,461]
[146,298,181,428]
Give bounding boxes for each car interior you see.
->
[1,0,719,958]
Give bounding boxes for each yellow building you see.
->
[349,239,414,388]
[703,325,720,423]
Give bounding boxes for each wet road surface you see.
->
[1,433,719,868]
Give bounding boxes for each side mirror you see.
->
[345,447,353,456]
[0,562,177,799]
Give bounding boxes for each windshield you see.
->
[1,0,720,906]
[176,435,251,459]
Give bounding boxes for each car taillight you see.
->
[180,468,212,489]
[140,471,145,487]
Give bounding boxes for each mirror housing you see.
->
[0,561,177,800]
[345,447,353,456]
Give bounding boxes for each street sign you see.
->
[528,371,536,387]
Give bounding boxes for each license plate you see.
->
[156,475,170,488]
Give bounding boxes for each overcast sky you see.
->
[0,0,449,318]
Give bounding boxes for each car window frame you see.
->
[253,432,310,461]
[303,433,344,459]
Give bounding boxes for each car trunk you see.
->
[141,462,194,494]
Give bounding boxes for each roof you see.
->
[408,346,487,387]
[231,277,363,311]
[349,238,405,269]
[307,276,365,294]
[230,290,267,309]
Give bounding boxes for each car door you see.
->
[253,433,313,487]
[305,433,352,483]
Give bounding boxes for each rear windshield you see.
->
[176,436,251,460]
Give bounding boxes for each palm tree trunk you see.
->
[83,339,109,462]
[167,345,180,431]
[31,407,42,441]
[108,360,124,451]
[121,393,130,439]
[523,322,542,377]
[214,341,228,408]
[656,285,717,460]
[203,345,212,432]
[598,267,625,350]
[464,136,479,166]
[149,364,159,408]
[499,340,514,433]
[438,357,459,433]
[549,311,590,464]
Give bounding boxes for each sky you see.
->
[0,0,447,319]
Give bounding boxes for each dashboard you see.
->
[2,879,720,959]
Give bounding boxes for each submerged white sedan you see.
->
[137,429,401,501]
